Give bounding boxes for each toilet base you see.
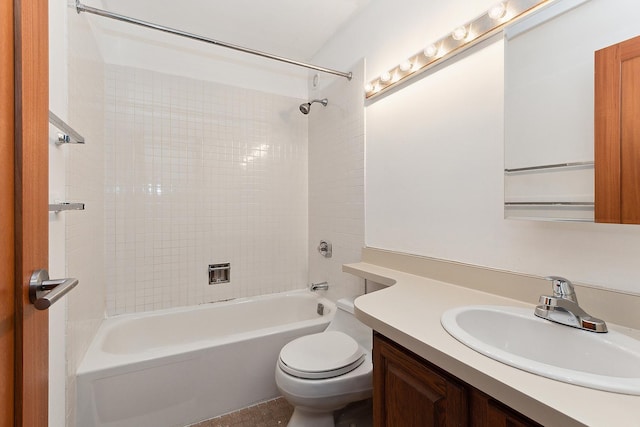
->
[287,407,335,427]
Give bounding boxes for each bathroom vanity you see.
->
[373,333,540,427]
[345,248,640,427]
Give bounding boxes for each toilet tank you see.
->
[325,297,372,351]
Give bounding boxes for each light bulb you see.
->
[488,2,507,20]
[380,71,391,83]
[451,26,468,41]
[399,60,412,72]
[364,82,374,93]
[423,44,438,58]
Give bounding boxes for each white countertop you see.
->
[347,262,640,427]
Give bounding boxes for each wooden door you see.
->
[2,0,50,425]
[595,35,640,224]
[1,0,16,424]
[373,334,467,427]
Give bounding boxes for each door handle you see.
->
[29,269,79,310]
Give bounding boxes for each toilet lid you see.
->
[279,331,365,379]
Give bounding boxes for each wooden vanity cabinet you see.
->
[373,333,541,427]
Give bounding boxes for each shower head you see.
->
[299,98,328,115]
[299,103,311,115]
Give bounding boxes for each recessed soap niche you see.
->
[208,263,231,284]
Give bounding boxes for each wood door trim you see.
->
[1,0,15,424]
[14,0,49,424]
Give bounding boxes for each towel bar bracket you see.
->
[49,111,85,144]
[49,202,85,213]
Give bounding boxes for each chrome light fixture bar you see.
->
[365,0,553,99]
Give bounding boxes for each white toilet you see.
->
[275,297,373,427]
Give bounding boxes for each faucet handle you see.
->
[545,276,577,303]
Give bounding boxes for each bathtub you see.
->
[76,290,334,427]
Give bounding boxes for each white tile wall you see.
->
[66,9,106,427]
[308,60,366,301]
[104,65,309,315]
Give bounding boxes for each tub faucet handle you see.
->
[317,240,332,258]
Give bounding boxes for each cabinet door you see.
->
[486,402,539,427]
[595,34,640,223]
[373,334,467,427]
[470,389,542,427]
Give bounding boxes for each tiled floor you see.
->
[187,397,373,427]
[335,398,373,427]
[188,398,294,427]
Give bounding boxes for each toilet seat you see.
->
[279,331,366,379]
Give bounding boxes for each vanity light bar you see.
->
[364,0,553,99]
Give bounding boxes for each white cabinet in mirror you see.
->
[503,0,640,221]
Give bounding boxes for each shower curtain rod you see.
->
[75,1,353,80]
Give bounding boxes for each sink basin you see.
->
[441,305,640,395]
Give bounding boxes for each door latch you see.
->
[29,269,79,310]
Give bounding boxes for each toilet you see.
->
[275,297,373,427]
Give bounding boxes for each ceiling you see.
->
[95,0,372,61]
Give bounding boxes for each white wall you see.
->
[48,2,68,426]
[308,60,366,301]
[65,7,107,426]
[103,65,309,314]
[50,2,105,425]
[84,13,310,99]
[313,0,640,294]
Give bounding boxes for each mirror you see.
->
[504,0,640,222]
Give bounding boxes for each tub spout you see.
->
[310,281,329,292]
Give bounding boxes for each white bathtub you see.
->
[76,290,334,427]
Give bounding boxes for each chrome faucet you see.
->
[534,276,607,333]
[310,281,329,291]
